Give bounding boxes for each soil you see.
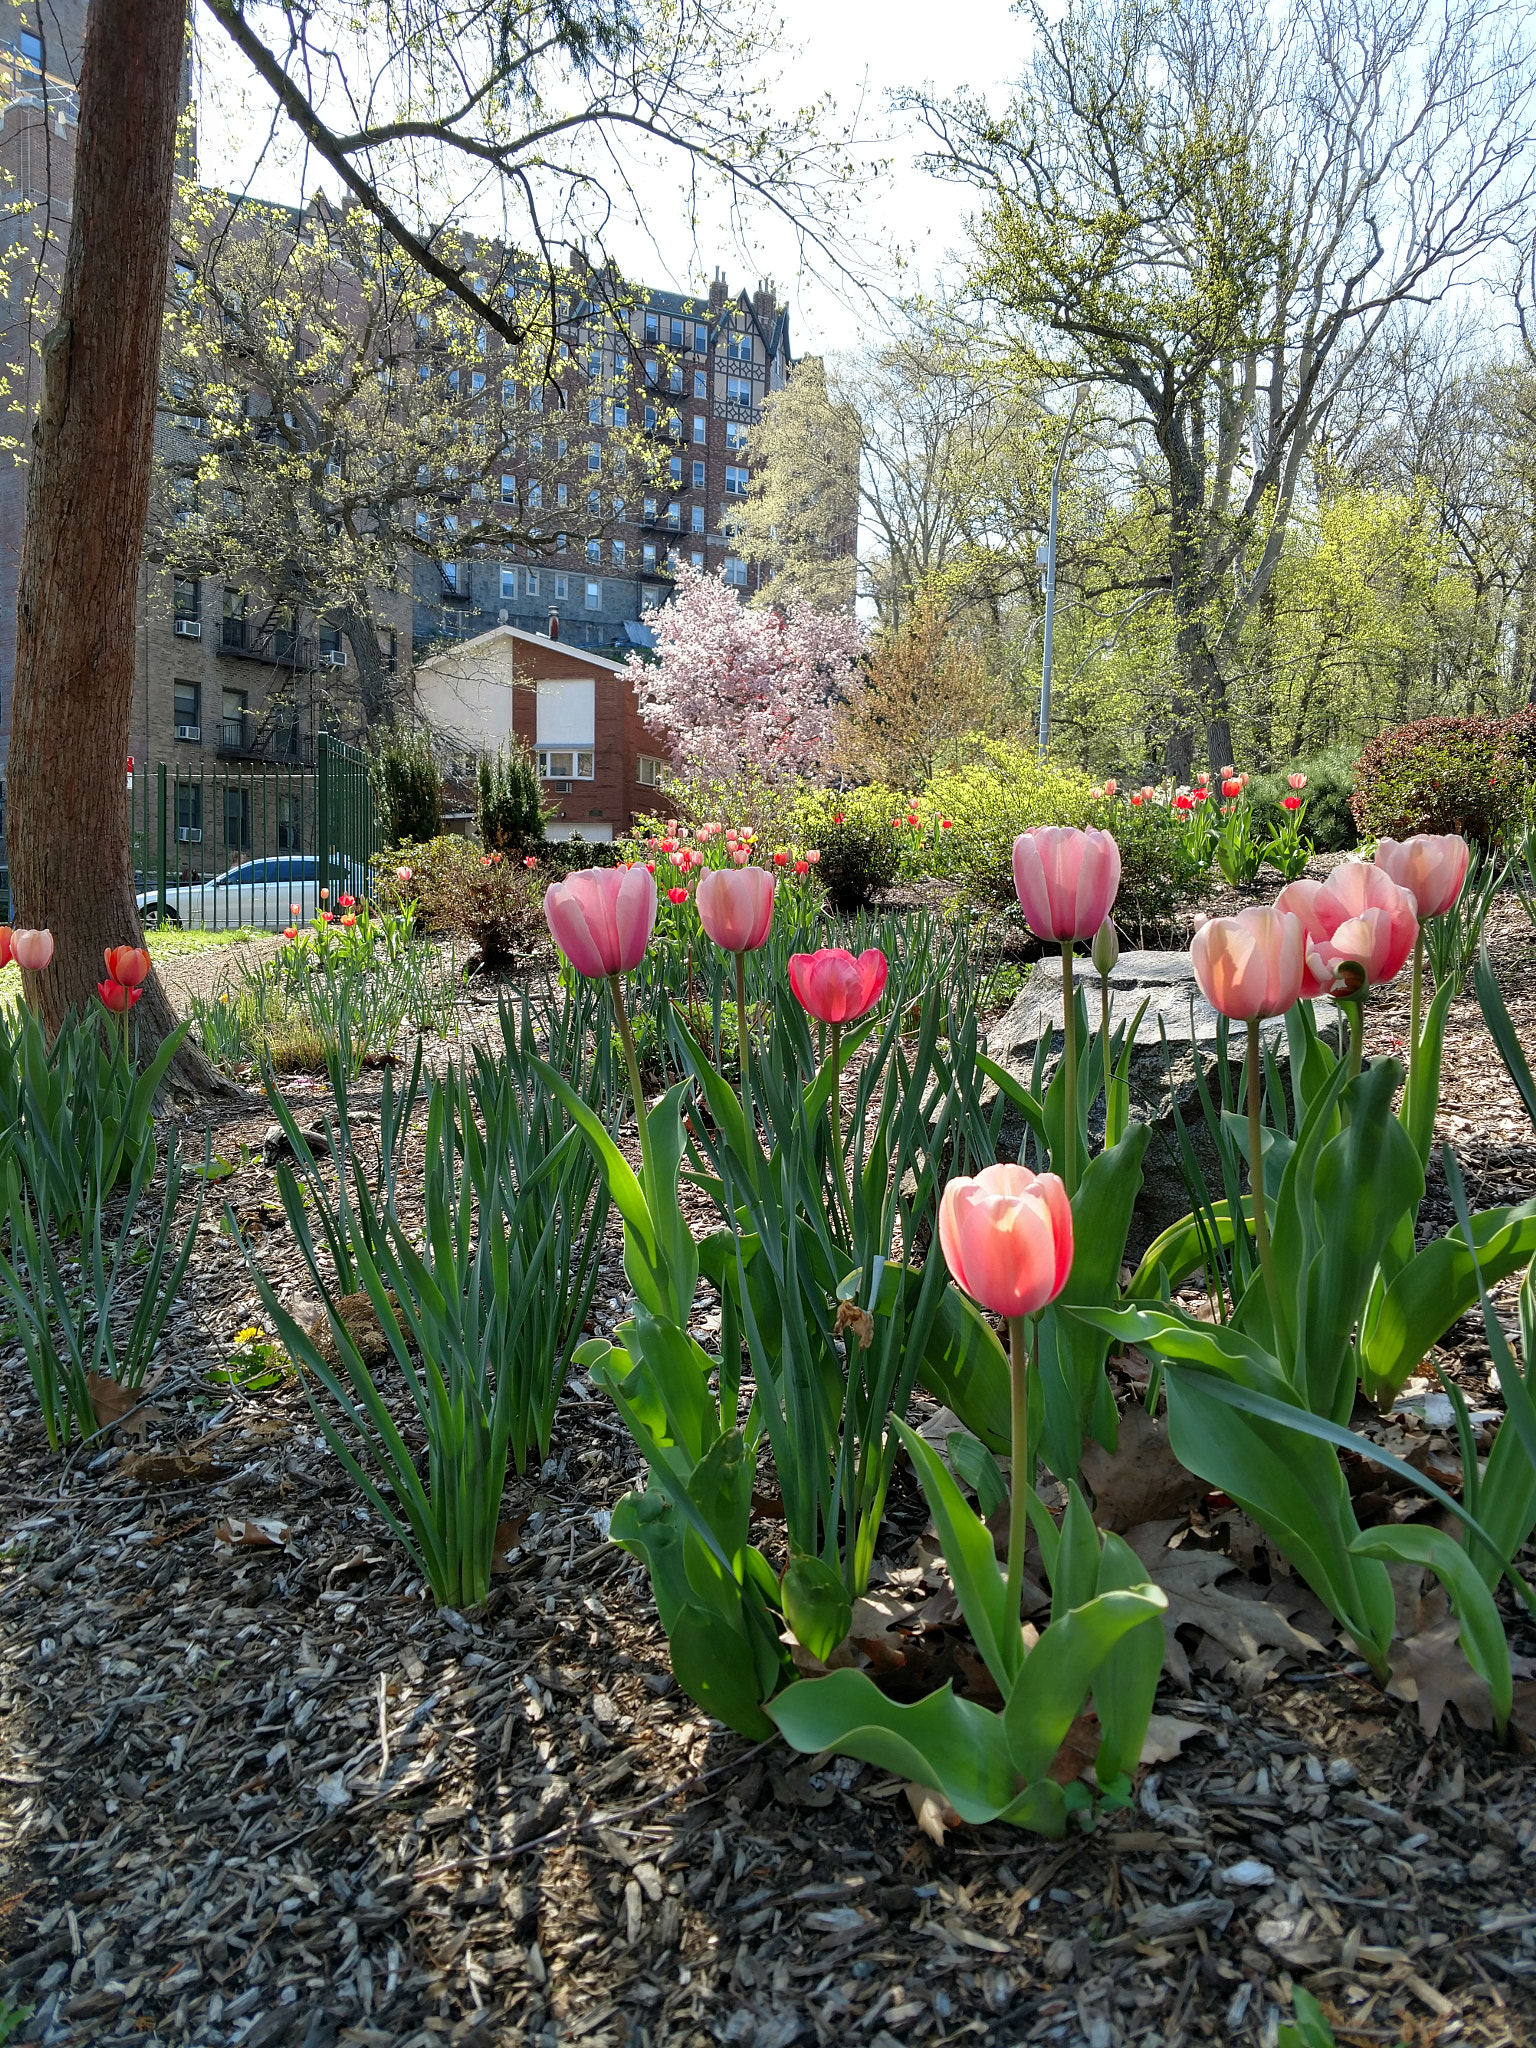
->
[3,865,1535,2048]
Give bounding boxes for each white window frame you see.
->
[584,579,602,610]
[537,748,596,781]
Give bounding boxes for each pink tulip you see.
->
[1191,907,1305,1020]
[938,1164,1074,1320]
[1373,834,1470,920]
[788,947,888,1024]
[0,926,10,969]
[1276,866,1417,997]
[1288,773,1307,791]
[696,865,775,954]
[1011,827,1121,941]
[543,866,657,978]
[11,928,54,972]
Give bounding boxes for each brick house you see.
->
[413,624,667,842]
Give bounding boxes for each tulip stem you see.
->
[608,972,656,1200]
[1060,941,1079,1197]
[828,1021,851,1224]
[1406,929,1424,1123]
[1246,1016,1280,1328]
[1006,1315,1032,1626]
[1343,995,1364,1081]
[734,951,749,1085]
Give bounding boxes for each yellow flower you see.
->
[233,1326,264,1346]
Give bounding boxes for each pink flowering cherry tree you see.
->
[625,563,864,780]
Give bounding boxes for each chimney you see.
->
[751,280,777,325]
[548,609,560,641]
[707,274,727,317]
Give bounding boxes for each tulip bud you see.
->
[1091,916,1119,977]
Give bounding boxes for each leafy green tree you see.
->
[375,727,444,845]
[478,743,547,854]
[917,0,1536,772]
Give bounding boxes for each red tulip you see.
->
[283,926,298,940]
[103,944,151,988]
[938,1164,1074,1320]
[940,819,953,831]
[788,947,888,1024]
[773,849,789,866]
[524,855,539,869]
[1222,777,1243,799]
[1191,907,1305,1021]
[1192,789,1209,804]
[544,865,657,978]
[1173,793,1193,813]
[341,913,358,928]
[11,928,54,972]
[97,980,142,1014]
[1276,866,1418,997]
[1011,826,1121,941]
[0,926,11,969]
[667,886,689,906]
[337,894,356,909]
[696,866,775,953]
[1373,834,1470,919]
[1282,795,1302,812]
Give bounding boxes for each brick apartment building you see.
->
[410,273,794,661]
[415,626,664,842]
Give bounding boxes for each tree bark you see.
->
[8,0,228,1092]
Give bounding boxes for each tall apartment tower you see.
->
[408,272,795,659]
[0,0,87,770]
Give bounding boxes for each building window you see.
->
[444,512,459,535]
[643,543,657,569]
[416,510,430,536]
[443,562,459,593]
[692,550,705,570]
[666,501,680,529]
[221,588,247,650]
[645,356,659,386]
[588,398,602,424]
[691,504,705,533]
[724,556,748,587]
[669,365,684,395]
[692,460,705,488]
[727,333,752,362]
[693,414,706,444]
[588,489,601,515]
[500,474,515,502]
[587,442,601,472]
[171,476,198,526]
[613,404,628,429]
[174,780,203,841]
[527,567,540,597]
[666,412,681,438]
[644,311,659,343]
[694,370,707,400]
[173,576,200,625]
[613,497,625,518]
[726,421,748,451]
[727,377,752,405]
[501,566,518,598]
[472,371,485,394]
[173,679,200,737]
[557,483,568,508]
[612,539,625,565]
[277,793,299,852]
[530,433,543,456]
[538,748,596,780]
[637,753,666,787]
[225,786,252,851]
[643,496,657,522]
[669,455,683,485]
[554,573,568,600]
[585,579,601,610]
[587,350,602,378]
[725,465,749,496]
[585,537,600,564]
[670,317,684,348]
[529,387,543,412]
[527,482,541,509]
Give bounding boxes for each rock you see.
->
[984,950,1343,1255]
[261,1121,333,1167]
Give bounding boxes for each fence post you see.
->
[156,762,168,927]
[316,731,331,897]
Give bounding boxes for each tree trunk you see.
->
[8,0,227,1093]
[335,600,397,730]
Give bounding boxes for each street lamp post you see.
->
[1037,385,1088,761]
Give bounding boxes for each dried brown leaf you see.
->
[1081,1407,1206,1533]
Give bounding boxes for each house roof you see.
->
[415,624,631,676]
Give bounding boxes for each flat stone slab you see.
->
[989,949,1339,1060]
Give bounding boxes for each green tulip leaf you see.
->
[1350,1523,1512,1732]
[781,1555,854,1664]
[669,1603,777,1740]
[1003,1587,1167,1786]
[893,1415,1022,1694]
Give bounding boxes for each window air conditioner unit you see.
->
[175,724,201,741]
[324,650,348,668]
[497,609,509,624]
[173,618,201,637]
[552,780,573,793]
[177,826,202,843]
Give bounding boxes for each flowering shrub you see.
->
[376,836,546,966]
[1352,714,1528,845]
[814,815,902,911]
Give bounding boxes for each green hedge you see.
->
[1247,747,1358,851]
[1351,715,1531,845]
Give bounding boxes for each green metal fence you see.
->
[112,734,381,932]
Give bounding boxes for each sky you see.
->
[190,0,1030,359]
